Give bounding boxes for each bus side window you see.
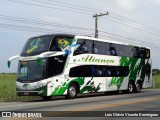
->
[93,66,103,77]
[117,44,129,57]
[105,43,110,55]
[94,41,106,55]
[133,47,146,58]
[146,49,150,58]
[109,43,117,56]
[74,39,93,55]
[69,65,92,77]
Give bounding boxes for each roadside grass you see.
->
[0,73,36,102]
[153,75,160,88]
[0,73,160,102]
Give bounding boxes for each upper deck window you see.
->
[21,36,52,56]
[74,39,93,55]
[50,37,73,52]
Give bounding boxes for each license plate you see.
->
[24,92,29,95]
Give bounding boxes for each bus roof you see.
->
[27,33,150,49]
[75,35,150,49]
[29,34,75,39]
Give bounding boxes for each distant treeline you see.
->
[0,73,17,75]
[153,69,160,76]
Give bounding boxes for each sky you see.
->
[0,0,160,73]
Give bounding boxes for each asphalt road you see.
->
[0,89,160,120]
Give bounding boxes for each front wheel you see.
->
[66,83,77,99]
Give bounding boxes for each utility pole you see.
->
[93,12,108,38]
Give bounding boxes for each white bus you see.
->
[8,34,152,100]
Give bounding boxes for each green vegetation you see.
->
[0,73,36,102]
[152,69,160,76]
[153,75,160,88]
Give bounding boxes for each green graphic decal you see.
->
[72,38,77,43]
[51,77,85,95]
[110,57,151,90]
[51,77,101,96]
[80,78,100,94]
[77,55,114,64]
[27,38,41,54]
[23,83,30,88]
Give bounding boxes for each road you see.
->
[0,89,160,120]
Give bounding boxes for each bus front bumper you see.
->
[17,90,44,96]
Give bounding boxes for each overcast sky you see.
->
[0,0,160,73]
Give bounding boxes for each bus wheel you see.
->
[66,83,77,99]
[41,96,52,101]
[127,81,134,93]
[135,82,141,93]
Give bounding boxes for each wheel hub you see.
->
[69,86,76,97]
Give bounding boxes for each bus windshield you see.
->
[21,36,52,56]
[18,59,46,81]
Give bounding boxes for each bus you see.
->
[8,34,152,100]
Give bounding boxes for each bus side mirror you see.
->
[8,61,11,68]
[7,55,20,68]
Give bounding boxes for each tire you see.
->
[41,96,52,101]
[66,83,77,99]
[127,81,135,93]
[135,82,141,93]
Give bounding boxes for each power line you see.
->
[99,31,160,49]
[0,15,94,31]
[99,34,160,50]
[8,0,92,15]
[8,0,160,35]
[108,15,160,33]
[0,21,159,50]
[5,0,160,49]
[0,23,94,35]
[31,0,97,13]
[102,17,160,36]
[47,0,106,13]
[109,12,160,33]
[9,0,160,36]
[45,0,160,33]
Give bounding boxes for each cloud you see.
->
[41,15,66,24]
[116,0,138,10]
[148,0,160,4]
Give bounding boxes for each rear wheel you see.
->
[127,81,135,93]
[41,96,52,101]
[66,83,77,99]
[135,82,141,93]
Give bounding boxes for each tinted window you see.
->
[69,65,93,77]
[145,48,150,58]
[132,47,146,58]
[74,39,93,55]
[117,44,129,57]
[108,43,118,56]
[48,55,67,77]
[21,36,52,56]
[69,65,129,77]
[50,36,73,51]
[93,41,106,54]
[18,59,47,81]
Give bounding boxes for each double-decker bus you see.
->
[8,34,152,100]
